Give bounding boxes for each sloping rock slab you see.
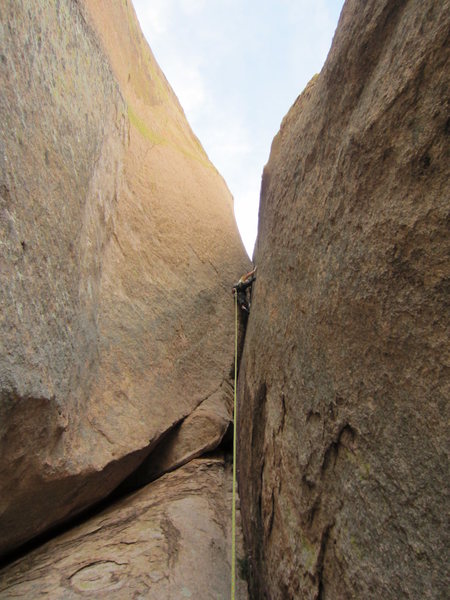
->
[121,380,234,490]
[0,457,248,599]
[238,0,449,598]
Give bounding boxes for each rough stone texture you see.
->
[238,1,449,598]
[0,0,249,557]
[0,457,248,599]
[123,380,234,487]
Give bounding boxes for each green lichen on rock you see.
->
[127,104,165,145]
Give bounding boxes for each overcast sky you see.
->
[133,0,344,257]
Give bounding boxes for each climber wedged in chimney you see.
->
[232,267,257,313]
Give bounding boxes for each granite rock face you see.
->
[0,457,248,600]
[0,0,248,557]
[123,380,235,487]
[238,1,449,598]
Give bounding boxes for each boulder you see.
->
[122,380,234,488]
[238,0,449,598]
[0,457,248,599]
[0,0,249,557]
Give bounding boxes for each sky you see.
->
[133,0,344,257]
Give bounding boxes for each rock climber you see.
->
[232,267,257,313]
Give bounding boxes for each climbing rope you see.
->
[231,290,238,600]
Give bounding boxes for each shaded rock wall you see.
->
[238,0,449,598]
[0,0,249,557]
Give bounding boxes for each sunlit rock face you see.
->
[0,0,249,557]
[238,0,449,598]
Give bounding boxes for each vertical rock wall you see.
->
[238,0,449,598]
[0,0,249,557]
[0,0,129,554]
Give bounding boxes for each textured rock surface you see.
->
[0,457,248,599]
[123,380,234,487]
[238,1,449,598]
[0,0,248,556]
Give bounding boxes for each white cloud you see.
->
[180,0,207,15]
[232,179,261,257]
[206,121,251,160]
[171,65,207,116]
[133,0,172,37]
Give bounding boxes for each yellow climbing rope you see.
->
[231,291,238,600]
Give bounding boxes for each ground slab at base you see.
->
[0,457,248,600]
